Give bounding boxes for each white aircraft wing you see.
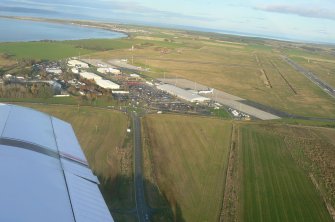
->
[0,103,114,222]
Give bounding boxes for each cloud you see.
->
[104,1,218,21]
[0,6,58,14]
[3,0,218,22]
[255,4,335,21]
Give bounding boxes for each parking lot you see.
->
[127,84,210,115]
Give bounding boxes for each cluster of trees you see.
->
[0,84,28,98]
[30,83,54,98]
[0,83,53,99]
[80,93,98,104]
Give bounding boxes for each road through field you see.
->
[132,112,150,222]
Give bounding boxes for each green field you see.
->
[143,114,334,222]
[265,124,335,209]
[0,42,93,60]
[240,125,332,222]
[211,108,232,119]
[0,54,16,67]
[143,114,232,221]
[64,38,133,51]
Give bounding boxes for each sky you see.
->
[1,0,335,43]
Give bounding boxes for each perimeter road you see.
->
[132,112,150,222]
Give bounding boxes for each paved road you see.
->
[282,56,335,99]
[132,113,150,222]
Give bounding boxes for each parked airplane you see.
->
[198,88,214,94]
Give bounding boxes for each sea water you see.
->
[0,18,126,42]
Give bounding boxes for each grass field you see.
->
[240,124,332,222]
[265,124,335,210]
[211,108,231,119]
[17,104,134,221]
[143,114,334,221]
[0,42,94,60]
[142,114,232,221]
[0,54,16,67]
[63,38,133,51]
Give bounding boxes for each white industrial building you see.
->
[79,72,101,81]
[46,68,62,74]
[112,91,129,94]
[67,60,89,69]
[130,73,140,78]
[232,110,240,117]
[79,72,120,89]
[4,74,12,79]
[97,67,121,75]
[97,63,107,67]
[146,81,154,86]
[157,84,210,103]
[95,79,120,90]
[71,68,79,74]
